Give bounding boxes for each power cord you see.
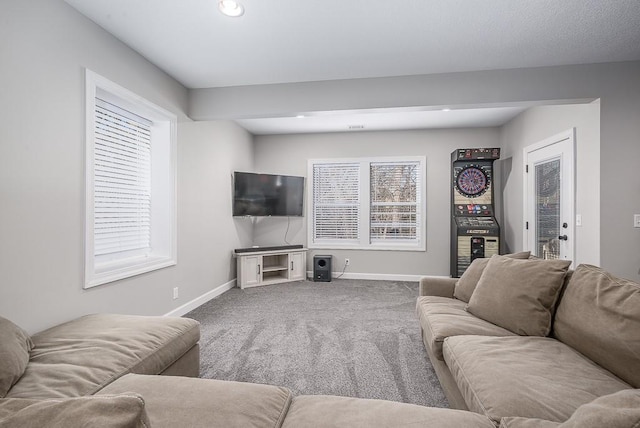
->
[335,260,348,279]
[284,216,291,245]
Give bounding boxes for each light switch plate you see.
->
[576,214,582,227]
[634,214,640,228]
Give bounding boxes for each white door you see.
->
[524,129,575,265]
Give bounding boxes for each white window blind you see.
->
[94,98,152,258]
[370,161,420,242]
[312,163,360,241]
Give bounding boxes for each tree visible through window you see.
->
[370,162,419,242]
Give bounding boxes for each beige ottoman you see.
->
[99,374,292,428]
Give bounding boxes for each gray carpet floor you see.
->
[186,278,448,408]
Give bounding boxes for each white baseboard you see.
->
[164,273,450,317]
[305,271,436,282]
[164,279,236,317]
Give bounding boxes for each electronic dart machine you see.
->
[451,148,501,278]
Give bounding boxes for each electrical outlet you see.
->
[173,287,179,300]
[634,214,640,228]
[345,258,350,266]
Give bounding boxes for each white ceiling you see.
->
[65,0,640,134]
[65,0,640,89]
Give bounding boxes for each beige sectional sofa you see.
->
[0,312,496,427]
[1,257,638,427]
[416,255,640,426]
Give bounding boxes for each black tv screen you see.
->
[233,172,304,217]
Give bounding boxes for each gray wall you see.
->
[0,0,253,332]
[1,0,638,333]
[178,120,254,300]
[500,103,601,266]
[253,128,500,277]
[192,61,640,281]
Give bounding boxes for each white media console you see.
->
[235,247,308,289]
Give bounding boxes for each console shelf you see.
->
[234,248,308,289]
[262,265,288,272]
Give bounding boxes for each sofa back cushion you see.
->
[554,264,640,387]
[0,393,150,428]
[558,389,640,428]
[499,389,640,428]
[0,317,33,397]
[453,251,530,303]
[466,255,571,336]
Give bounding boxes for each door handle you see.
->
[291,261,294,270]
[257,264,261,274]
[558,235,568,241]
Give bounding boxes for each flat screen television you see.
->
[233,172,304,217]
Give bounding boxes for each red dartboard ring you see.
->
[455,165,489,197]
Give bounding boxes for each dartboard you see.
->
[456,166,489,197]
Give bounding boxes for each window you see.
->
[308,157,425,250]
[85,70,177,288]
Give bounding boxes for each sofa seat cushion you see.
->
[99,374,292,428]
[416,296,516,360]
[443,335,631,424]
[7,314,200,399]
[281,395,495,428]
[0,393,150,428]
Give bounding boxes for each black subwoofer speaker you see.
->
[313,255,332,282]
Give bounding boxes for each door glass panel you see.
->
[535,159,561,259]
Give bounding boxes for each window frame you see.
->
[307,156,426,251]
[84,70,177,288]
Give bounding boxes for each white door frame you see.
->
[523,128,576,265]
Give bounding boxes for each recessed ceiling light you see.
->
[442,108,451,112]
[296,115,305,119]
[218,0,244,17]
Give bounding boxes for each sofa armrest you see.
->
[419,276,457,298]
